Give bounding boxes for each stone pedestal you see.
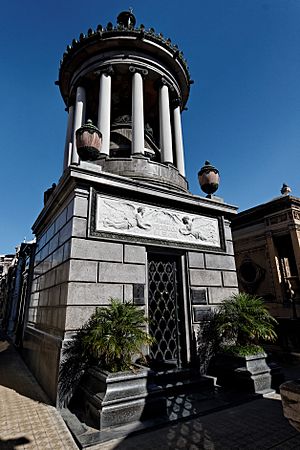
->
[78,367,165,430]
[211,353,273,394]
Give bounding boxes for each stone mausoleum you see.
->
[23,11,238,404]
[232,185,300,319]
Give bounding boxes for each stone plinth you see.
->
[78,367,165,430]
[95,156,188,192]
[211,353,272,394]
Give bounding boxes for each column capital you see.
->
[172,96,182,109]
[94,65,114,77]
[129,66,148,77]
[156,77,175,92]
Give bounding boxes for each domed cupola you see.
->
[58,11,193,191]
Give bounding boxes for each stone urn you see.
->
[75,119,102,161]
[198,161,220,195]
[280,380,300,432]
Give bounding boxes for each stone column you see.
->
[129,66,148,155]
[97,66,113,156]
[71,86,86,164]
[265,232,284,303]
[289,226,300,280]
[173,98,185,176]
[159,78,173,164]
[63,105,74,170]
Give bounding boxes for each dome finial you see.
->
[117,10,136,29]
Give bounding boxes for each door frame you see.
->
[146,247,192,367]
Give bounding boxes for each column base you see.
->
[93,156,189,192]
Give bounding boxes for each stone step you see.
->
[150,369,215,396]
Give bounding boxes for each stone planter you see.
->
[210,352,272,394]
[76,120,102,161]
[79,366,165,430]
[198,161,220,195]
[280,380,300,432]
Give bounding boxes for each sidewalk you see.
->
[0,340,77,450]
[1,340,300,449]
[95,394,300,449]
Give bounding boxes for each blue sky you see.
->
[1,0,300,253]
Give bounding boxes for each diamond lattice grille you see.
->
[148,257,180,364]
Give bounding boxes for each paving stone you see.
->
[0,342,77,450]
[1,339,300,450]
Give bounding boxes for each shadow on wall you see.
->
[0,339,50,405]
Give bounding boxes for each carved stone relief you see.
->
[95,195,221,247]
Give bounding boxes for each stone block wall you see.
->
[24,184,150,402]
[27,193,149,331]
[64,241,146,330]
[188,219,238,325]
[23,186,91,402]
[23,174,238,403]
[27,193,87,336]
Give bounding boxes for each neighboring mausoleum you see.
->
[232,184,300,319]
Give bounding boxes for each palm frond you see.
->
[216,293,278,348]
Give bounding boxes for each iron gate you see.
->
[148,253,185,368]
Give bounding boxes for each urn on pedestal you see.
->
[76,120,102,161]
[198,161,220,195]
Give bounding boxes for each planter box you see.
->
[79,366,165,430]
[280,380,300,432]
[209,352,272,394]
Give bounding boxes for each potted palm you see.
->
[208,293,278,393]
[59,299,163,430]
